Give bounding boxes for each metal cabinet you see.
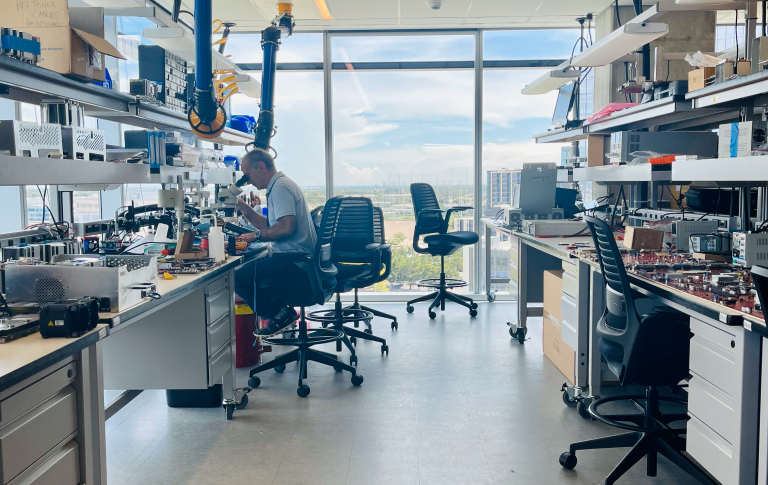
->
[0,362,80,485]
[559,258,590,391]
[687,317,761,485]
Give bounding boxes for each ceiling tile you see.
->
[326,0,399,20]
[400,0,474,19]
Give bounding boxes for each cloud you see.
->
[343,163,381,182]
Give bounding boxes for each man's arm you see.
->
[260,215,297,242]
[237,198,268,230]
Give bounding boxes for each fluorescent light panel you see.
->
[521,68,581,95]
[570,23,669,68]
[313,0,333,20]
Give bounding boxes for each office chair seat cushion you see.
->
[424,231,479,247]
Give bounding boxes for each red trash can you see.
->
[235,296,270,368]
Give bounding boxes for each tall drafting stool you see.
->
[344,207,399,331]
[308,197,389,365]
[246,197,364,398]
[406,183,478,319]
[559,216,716,485]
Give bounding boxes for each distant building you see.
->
[462,234,511,294]
[486,169,520,209]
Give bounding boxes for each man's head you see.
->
[241,149,277,190]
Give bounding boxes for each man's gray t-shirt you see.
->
[266,171,317,255]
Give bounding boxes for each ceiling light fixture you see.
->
[521,67,582,95]
[314,0,333,20]
[427,0,443,10]
[569,22,669,67]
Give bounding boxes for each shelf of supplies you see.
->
[586,97,696,133]
[672,156,768,183]
[0,155,237,186]
[573,164,671,184]
[85,102,253,147]
[533,127,587,144]
[686,70,768,109]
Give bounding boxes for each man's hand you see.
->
[242,232,258,243]
[236,197,249,213]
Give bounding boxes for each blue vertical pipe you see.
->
[194,0,212,92]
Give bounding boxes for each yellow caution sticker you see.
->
[235,304,253,315]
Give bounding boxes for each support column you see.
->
[473,30,483,294]
[323,32,334,200]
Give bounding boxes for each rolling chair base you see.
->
[407,273,477,319]
[247,309,364,398]
[560,387,717,485]
[345,289,399,330]
[310,296,389,356]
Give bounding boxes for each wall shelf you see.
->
[0,156,237,186]
[573,164,671,184]
[687,70,768,109]
[672,156,768,183]
[533,127,587,144]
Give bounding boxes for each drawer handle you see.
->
[730,340,735,348]
[67,369,73,378]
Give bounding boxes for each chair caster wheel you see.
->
[469,309,478,317]
[562,390,577,408]
[364,328,372,335]
[351,374,364,386]
[577,401,593,420]
[509,327,526,344]
[297,385,310,398]
[559,452,577,469]
[247,377,260,389]
[350,336,357,345]
[406,305,414,313]
[428,311,436,319]
[350,355,358,366]
[471,302,478,309]
[334,363,343,373]
[225,403,235,420]
[236,394,249,410]
[381,344,389,355]
[274,364,286,374]
[391,320,398,330]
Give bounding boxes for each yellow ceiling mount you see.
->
[277,2,294,15]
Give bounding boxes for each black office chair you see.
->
[406,183,478,319]
[559,216,716,485]
[246,197,364,398]
[308,198,389,364]
[344,207,399,331]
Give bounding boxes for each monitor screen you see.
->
[551,83,576,128]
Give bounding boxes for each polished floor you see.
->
[105,302,701,485]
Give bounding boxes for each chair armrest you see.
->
[445,206,474,226]
[365,243,381,251]
[379,243,391,251]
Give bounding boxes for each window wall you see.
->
[224,28,583,296]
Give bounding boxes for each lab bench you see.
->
[482,217,763,485]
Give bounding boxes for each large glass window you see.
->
[333,34,474,62]
[332,35,475,293]
[226,34,326,208]
[484,30,580,60]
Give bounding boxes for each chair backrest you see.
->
[752,266,768,322]
[373,207,385,244]
[584,215,642,383]
[315,197,343,272]
[333,197,375,263]
[411,183,444,235]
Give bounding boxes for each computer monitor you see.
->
[551,83,576,129]
[555,187,579,218]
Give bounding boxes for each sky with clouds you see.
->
[219,31,576,187]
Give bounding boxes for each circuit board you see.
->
[578,250,764,320]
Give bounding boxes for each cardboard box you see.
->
[543,270,564,322]
[587,136,606,167]
[0,3,124,81]
[175,231,208,260]
[623,226,664,251]
[543,310,575,385]
[688,67,716,92]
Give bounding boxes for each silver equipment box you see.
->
[512,163,558,214]
[504,207,564,226]
[521,220,589,237]
[5,255,158,312]
[61,126,106,161]
[0,120,62,157]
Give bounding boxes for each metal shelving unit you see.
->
[0,56,253,147]
[573,164,671,184]
[0,156,237,186]
[672,156,768,182]
[687,70,768,109]
[533,127,586,144]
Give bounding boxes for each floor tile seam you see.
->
[114,418,186,484]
